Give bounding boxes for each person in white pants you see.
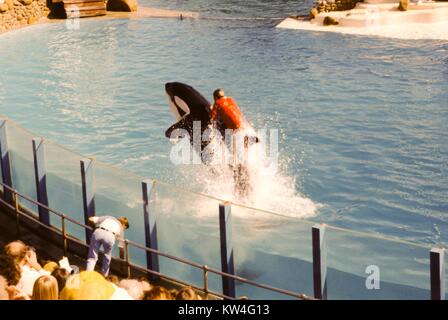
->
[86,216,129,276]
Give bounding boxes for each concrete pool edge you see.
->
[276,1,448,40]
[0,5,199,36]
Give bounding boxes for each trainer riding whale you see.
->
[164,82,258,196]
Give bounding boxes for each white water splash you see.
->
[175,126,320,219]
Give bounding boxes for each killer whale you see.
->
[164,82,228,155]
[165,82,259,152]
[165,82,261,197]
[165,82,210,123]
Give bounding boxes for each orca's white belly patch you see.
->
[171,96,190,120]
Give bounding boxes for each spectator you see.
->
[176,287,201,300]
[60,271,133,300]
[106,274,120,286]
[86,215,129,276]
[0,254,18,286]
[0,244,27,286]
[170,288,179,298]
[138,276,151,291]
[119,279,145,300]
[6,285,30,300]
[51,268,70,295]
[143,286,172,300]
[32,275,59,300]
[2,241,50,296]
[60,271,115,300]
[110,282,134,300]
[43,261,59,274]
[0,275,8,300]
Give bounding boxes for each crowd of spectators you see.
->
[0,240,203,300]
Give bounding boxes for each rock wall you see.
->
[107,0,138,12]
[314,0,363,13]
[0,0,49,33]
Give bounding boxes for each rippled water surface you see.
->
[0,0,447,247]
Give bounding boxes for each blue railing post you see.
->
[80,158,95,243]
[219,202,236,298]
[430,248,445,300]
[142,180,159,280]
[312,224,327,300]
[32,138,50,225]
[0,118,13,204]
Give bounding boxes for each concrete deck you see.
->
[276,1,448,40]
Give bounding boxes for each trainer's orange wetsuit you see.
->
[211,96,243,130]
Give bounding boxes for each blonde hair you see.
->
[32,275,59,300]
[118,217,129,229]
[143,286,172,300]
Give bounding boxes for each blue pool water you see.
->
[0,0,447,251]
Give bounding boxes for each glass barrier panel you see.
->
[150,181,222,293]
[2,120,439,301]
[7,121,38,214]
[232,204,314,299]
[94,162,146,268]
[326,226,430,299]
[45,140,85,240]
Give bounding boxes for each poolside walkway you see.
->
[276,1,448,40]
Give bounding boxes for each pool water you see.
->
[0,1,447,249]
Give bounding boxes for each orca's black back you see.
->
[165,82,211,122]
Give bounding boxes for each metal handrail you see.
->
[126,239,309,300]
[0,192,235,300]
[0,181,312,300]
[1,182,93,231]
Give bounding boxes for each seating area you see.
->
[0,240,203,300]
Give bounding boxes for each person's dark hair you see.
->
[0,254,21,286]
[51,268,70,293]
[213,89,225,101]
[138,276,149,282]
[0,241,29,285]
[118,217,129,229]
[176,287,199,300]
[106,274,120,286]
[169,288,179,298]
